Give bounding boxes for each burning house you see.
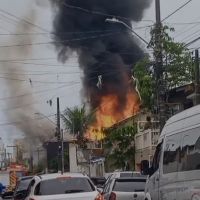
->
[51,0,152,139]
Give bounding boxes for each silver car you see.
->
[102,176,146,200]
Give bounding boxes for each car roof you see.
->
[35,173,88,180]
[19,176,33,181]
[161,105,200,137]
[115,176,147,181]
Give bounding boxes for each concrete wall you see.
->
[69,143,78,173]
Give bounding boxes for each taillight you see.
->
[109,192,116,200]
[95,193,104,200]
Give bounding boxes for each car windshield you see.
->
[34,177,95,195]
[113,179,146,192]
[16,179,32,191]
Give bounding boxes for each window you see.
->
[113,179,146,192]
[34,177,94,195]
[179,127,200,171]
[163,134,180,174]
[151,141,163,174]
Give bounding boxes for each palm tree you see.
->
[62,105,94,140]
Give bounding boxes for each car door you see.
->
[146,141,163,200]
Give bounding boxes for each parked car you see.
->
[142,105,200,200]
[13,176,33,200]
[102,176,146,200]
[24,173,103,200]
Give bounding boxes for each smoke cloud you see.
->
[1,9,53,144]
[51,0,151,112]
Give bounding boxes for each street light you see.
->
[105,17,149,46]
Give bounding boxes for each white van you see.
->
[143,105,200,200]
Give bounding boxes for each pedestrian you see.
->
[0,182,5,195]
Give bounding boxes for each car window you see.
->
[16,179,32,191]
[179,127,200,171]
[120,172,140,177]
[113,179,146,192]
[163,134,180,174]
[34,177,94,195]
[151,141,163,174]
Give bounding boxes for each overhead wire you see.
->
[161,0,193,22]
[60,1,153,23]
[0,31,125,48]
[0,8,50,33]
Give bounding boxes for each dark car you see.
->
[13,176,33,200]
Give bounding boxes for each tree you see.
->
[134,57,153,109]
[62,105,94,146]
[104,125,137,171]
[134,26,193,109]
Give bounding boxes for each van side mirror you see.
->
[141,160,151,175]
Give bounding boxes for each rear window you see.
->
[34,177,95,195]
[120,173,141,177]
[113,179,146,192]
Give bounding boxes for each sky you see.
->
[0,0,199,147]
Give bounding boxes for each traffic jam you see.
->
[0,168,146,200]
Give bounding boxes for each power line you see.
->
[162,0,193,22]
[0,8,49,33]
[0,31,124,48]
[0,113,57,127]
[61,1,153,23]
[0,76,79,85]
[0,82,79,101]
[173,16,200,40]
[0,27,152,36]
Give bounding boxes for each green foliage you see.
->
[62,105,94,138]
[134,58,153,109]
[134,25,193,109]
[104,125,137,170]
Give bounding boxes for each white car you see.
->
[103,176,146,200]
[24,173,103,200]
[105,171,141,185]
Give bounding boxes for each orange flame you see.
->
[87,90,140,140]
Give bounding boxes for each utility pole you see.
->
[61,129,64,174]
[194,49,200,105]
[155,0,166,130]
[57,97,61,172]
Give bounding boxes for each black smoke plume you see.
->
[51,0,151,111]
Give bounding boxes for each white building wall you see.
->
[69,143,78,173]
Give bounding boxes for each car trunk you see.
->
[114,191,145,200]
[31,191,98,200]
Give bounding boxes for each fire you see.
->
[87,90,140,140]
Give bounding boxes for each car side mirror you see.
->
[141,160,151,175]
[14,191,27,200]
